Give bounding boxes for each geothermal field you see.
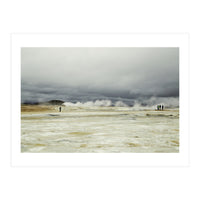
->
[21,103,179,153]
[21,47,179,153]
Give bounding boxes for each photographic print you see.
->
[21,47,179,153]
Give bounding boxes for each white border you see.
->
[11,33,189,167]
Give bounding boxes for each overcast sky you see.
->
[21,47,179,103]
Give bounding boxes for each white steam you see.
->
[114,101,128,107]
[63,100,112,107]
[134,96,179,108]
[63,97,179,109]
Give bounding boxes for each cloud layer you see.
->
[21,47,179,105]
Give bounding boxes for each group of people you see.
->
[157,104,164,110]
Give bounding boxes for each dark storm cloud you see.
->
[21,47,179,103]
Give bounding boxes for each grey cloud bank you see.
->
[21,47,179,106]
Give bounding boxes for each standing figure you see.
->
[59,106,62,112]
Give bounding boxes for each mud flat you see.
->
[21,105,58,113]
[21,106,179,153]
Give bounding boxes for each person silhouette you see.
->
[59,107,61,112]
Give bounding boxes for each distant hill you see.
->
[22,101,39,105]
[47,100,65,105]
[22,100,65,105]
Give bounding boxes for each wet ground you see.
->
[21,106,179,153]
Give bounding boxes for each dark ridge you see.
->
[21,100,65,105]
[22,101,39,105]
[47,100,65,105]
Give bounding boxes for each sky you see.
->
[21,47,179,106]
